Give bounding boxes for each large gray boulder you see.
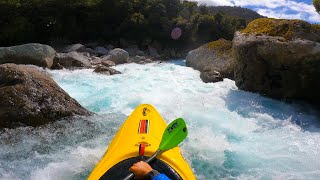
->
[94,46,109,56]
[186,39,235,83]
[103,48,129,64]
[0,63,92,128]
[233,18,320,105]
[0,43,56,68]
[52,51,91,69]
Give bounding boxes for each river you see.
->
[1,61,320,179]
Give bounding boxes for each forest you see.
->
[0,0,259,49]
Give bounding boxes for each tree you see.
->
[314,0,320,13]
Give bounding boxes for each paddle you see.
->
[123,118,188,180]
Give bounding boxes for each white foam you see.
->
[0,62,319,179]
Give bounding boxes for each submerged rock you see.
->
[234,18,320,105]
[0,64,92,128]
[0,43,56,68]
[93,65,121,75]
[186,39,235,82]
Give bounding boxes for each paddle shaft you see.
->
[123,150,162,180]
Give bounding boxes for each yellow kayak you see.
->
[88,104,196,180]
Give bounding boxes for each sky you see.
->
[190,0,320,23]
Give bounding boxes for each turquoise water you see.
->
[1,61,320,179]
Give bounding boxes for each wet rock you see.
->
[233,18,320,105]
[90,56,102,65]
[104,48,129,64]
[186,39,235,82]
[129,55,147,63]
[0,63,92,128]
[0,43,56,68]
[93,65,121,75]
[200,69,223,83]
[101,60,116,67]
[52,51,91,69]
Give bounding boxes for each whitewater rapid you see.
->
[1,61,320,179]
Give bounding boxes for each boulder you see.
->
[104,48,129,64]
[129,55,147,64]
[233,18,320,105]
[90,56,102,65]
[200,69,223,83]
[53,51,91,69]
[62,43,85,53]
[101,60,116,67]
[0,43,56,68]
[186,39,235,82]
[94,46,109,56]
[93,65,121,75]
[0,64,92,128]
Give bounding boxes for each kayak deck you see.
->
[99,156,182,179]
[87,104,195,180]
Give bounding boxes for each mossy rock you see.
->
[204,39,233,54]
[186,39,235,81]
[241,18,320,41]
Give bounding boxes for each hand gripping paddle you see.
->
[123,118,188,180]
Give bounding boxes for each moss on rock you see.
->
[186,38,235,81]
[241,18,320,41]
[201,39,233,57]
[205,39,232,52]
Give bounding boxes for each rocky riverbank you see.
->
[1,17,320,128]
[186,18,320,108]
[0,41,172,128]
[0,64,92,128]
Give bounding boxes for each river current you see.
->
[1,61,320,179]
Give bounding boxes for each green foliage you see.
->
[314,0,320,13]
[0,0,255,48]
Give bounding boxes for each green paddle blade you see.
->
[159,118,188,151]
